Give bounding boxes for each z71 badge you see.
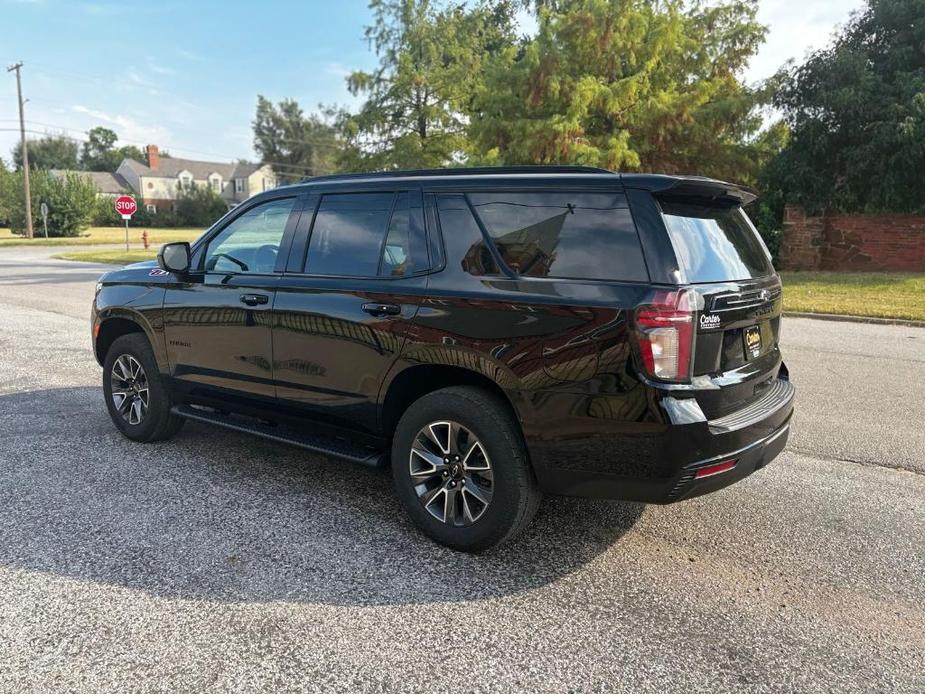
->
[149,268,169,277]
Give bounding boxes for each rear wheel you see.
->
[391,386,541,552]
[102,333,184,442]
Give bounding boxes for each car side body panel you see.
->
[92,168,791,506]
[93,267,169,371]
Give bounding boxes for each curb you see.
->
[784,311,925,328]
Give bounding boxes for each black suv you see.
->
[92,166,794,551]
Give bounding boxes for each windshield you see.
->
[660,201,773,283]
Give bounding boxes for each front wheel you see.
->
[102,333,184,442]
[391,386,541,552]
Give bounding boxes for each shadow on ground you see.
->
[0,387,644,606]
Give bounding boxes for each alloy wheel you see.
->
[409,420,494,526]
[110,354,149,426]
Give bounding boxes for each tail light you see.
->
[634,289,695,382]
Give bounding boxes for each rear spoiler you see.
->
[620,174,757,207]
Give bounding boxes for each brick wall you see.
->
[781,205,925,271]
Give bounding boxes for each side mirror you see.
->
[158,242,191,274]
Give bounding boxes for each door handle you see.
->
[362,302,401,317]
[240,293,269,307]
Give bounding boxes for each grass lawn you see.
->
[0,226,203,247]
[781,272,925,321]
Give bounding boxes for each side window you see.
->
[435,194,501,276]
[468,192,648,282]
[204,197,296,274]
[305,193,393,276]
[423,193,445,270]
[379,192,428,277]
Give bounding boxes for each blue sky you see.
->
[1,0,864,168]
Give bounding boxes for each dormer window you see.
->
[209,173,223,194]
[178,171,193,189]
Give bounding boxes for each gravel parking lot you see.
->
[0,246,923,693]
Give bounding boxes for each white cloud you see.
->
[746,0,865,82]
[71,105,170,147]
[78,2,122,16]
[145,57,175,76]
[324,62,353,78]
[175,48,207,62]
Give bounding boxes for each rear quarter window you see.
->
[660,201,773,283]
[467,192,648,282]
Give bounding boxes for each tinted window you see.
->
[424,194,445,270]
[204,197,295,274]
[660,201,773,283]
[306,193,393,276]
[380,192,428,276]
[468,192,648,282]
[435,195,501,276]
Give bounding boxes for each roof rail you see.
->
[300,165,614,184]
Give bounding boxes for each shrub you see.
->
[92,195,124,226]
[174,183,229,227]
[1,169,98,236]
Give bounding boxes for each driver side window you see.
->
[204,197,296,274]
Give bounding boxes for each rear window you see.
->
[468,192,648,282]
[660,201,773,283]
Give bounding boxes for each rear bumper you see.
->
[662,415,790,502]
[523,377,794,503]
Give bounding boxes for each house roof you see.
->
[50,169,129,194]
[121,156,264,181]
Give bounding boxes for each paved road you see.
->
[0,246,923,693]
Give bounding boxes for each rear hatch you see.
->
[659,198,783,419]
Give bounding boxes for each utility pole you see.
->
[7,62,33,239]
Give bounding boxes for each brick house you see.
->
[115,145,277,214]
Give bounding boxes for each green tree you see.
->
[470,0,767,183]
[340,0,516,170]
[769,0,925,213]
[252,96,342,182]
[0,161,12,225]
[2,170,98,237]
[80,127,145,171]
[13,134,80,171]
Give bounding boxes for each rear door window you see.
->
[660,201,773,283]
[467,192,648,282]
[305,193,393,276]
[303,192,428,277]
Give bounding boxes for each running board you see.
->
[171,404,386,467]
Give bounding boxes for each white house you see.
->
[115,145,277,214]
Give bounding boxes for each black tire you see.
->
[391,386,541,552]
[102,333,184,442]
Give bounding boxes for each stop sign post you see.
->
[114,195,137,252]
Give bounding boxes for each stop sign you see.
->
[114,195,137,220]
